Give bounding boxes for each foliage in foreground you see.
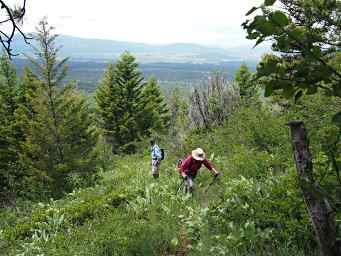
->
[3,98,336,255]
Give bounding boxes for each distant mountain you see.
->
[12,34,269,63]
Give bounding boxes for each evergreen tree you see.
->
[140,76,170,135]
[16,67,40,116]
[20,18,98,197]
[0,54,22,202]
[95,52,146,153]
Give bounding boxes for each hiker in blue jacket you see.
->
[150,139,162,179]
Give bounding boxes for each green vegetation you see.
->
[1,2,341,255]
[3,92,340,255]
[243,0,340,101]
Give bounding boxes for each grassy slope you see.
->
[2,95,340,255]
[1,155,204,255]
[4,100,333,255]
[1,151,316,256]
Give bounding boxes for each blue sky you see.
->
[21,0,263,48]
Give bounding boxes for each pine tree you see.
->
[20,18,98,196]
[140,76,170,134]
[95,52,146,153]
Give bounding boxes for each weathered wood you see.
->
[287,121,340,256]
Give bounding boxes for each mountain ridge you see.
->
[12,34,269,63]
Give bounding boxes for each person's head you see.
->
[150,139,155,146]
[192,148,205,162]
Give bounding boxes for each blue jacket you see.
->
[151,144,162,160]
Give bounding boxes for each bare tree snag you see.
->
[288,120,340,256]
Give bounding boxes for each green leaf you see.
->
[332,111,341,128]
[259,21,276,36]
[247,32,260,40]
[252,16,276,36]
[264,0,276,6]
[270,11,289,26]
[289,27,305,41]
[246,6,259,16]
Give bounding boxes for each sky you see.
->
[18,0,263,48]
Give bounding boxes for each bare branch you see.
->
[0,0,31,58]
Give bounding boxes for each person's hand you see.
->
[181,173,188,180]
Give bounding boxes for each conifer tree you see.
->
[96,52,146,153]
[140,76,170,134]
[20,18,98,196]
[0,54,17,114]
[16,67,40,117]
[0,54,19,201]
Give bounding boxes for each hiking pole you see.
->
[203,174,219,193]
[176,178,186,195]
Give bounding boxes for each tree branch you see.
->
[0,0,31,58]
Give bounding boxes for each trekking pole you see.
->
[176,178,186,195]
[203,174,219,193]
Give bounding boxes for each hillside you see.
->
[0,151,311,256]
[1,1,340,254]
[3,98,338,255]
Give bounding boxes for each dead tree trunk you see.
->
[287,121,340,256]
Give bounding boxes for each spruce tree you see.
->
[140,76,170,134]
[16,67,40,117]
[96,52,145,153]
[0,54,20,202]
[20,18,98,196]
[0,54,17,115]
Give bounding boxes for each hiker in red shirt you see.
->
[179,148,220,193]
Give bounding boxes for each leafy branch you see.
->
[242,0,341,101]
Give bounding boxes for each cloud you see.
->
[22,0,264,47]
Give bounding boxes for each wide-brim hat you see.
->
[192,148,205,161]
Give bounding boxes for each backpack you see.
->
[160,148,165,160]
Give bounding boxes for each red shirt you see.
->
[180,155,214,176]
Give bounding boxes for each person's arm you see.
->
[203,159,220,176]
[180,155,192,178]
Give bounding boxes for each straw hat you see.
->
[192,148,206,161]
